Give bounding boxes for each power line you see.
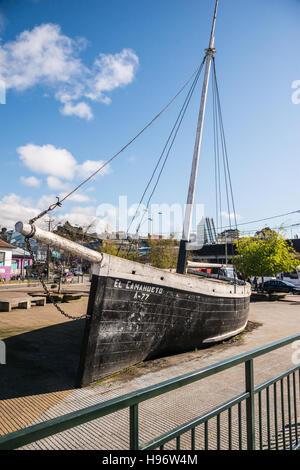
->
[237,222,300,236]
[216,209,300,231]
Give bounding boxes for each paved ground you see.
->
[0,277,89,291]
[0,287,299,450]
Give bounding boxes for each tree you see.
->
[99,240,140,262]
[234,230,299,284]
[0,227,7,241]
[148,239,178,269]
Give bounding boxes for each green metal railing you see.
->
[0,334,299,450]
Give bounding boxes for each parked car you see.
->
[262,280,300,295]
[72,269,83,276]
[63,272,74,283]
[53,272,74,283]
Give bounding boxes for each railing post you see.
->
[130,404,139,450]
[245,359,256,450]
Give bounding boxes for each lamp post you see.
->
[148,217,153,237]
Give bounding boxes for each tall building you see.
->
[197,218,217,245]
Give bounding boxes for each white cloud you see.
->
[18,143,77,180]
[87,49,139,103]
[0,23,139,119]
[60,101,93,120]
[56,212,113,233]
[47,176,67,190]
[70,206,96,215]
[0,193,114,233]
[220,211,242,221]
[0,194,39,228]
[36,192,92,215]
[17,143,110,205]
[37,191,91,208]
[37,193,58,209]
[20,175,41,187]
[1,23,84,91]
[76,159,110,179]
[61,192,91,203]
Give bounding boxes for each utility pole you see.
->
[177,0,219,274]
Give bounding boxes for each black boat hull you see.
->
[77,274,249,386]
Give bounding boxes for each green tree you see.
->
[99,240,139,262]
[148,239,178,269]
[234,230,299,284]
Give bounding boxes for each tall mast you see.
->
[177,0,219,274]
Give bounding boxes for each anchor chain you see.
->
[25,231,90,321]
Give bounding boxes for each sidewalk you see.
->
[0,295,299,449]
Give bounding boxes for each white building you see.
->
[0,239,14,280]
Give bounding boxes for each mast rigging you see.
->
[177,0,219,274]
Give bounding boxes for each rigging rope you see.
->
[213,58,239,235]
[127,56,207,237]
[25,60,207,318]
[211,57,240,273]
[29,62,207,226]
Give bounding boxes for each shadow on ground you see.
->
[0,319,85,400]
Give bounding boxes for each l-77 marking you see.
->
[133,292,150,301]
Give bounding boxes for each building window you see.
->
[0,252,5,266]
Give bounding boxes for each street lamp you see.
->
[148,217,153,237]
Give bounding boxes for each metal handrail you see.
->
[0,333,299,450]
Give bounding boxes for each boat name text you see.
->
[114,279,164,294]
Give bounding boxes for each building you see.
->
[192,242,237,265]
[218,228,240,243]
[197,218,217,245]
[6,230,47,262]
[0,240,14,280]
[192,238,300,265]
[11,247,32,278]
[0,240,33,280]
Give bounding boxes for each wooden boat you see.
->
[15,0,251,386]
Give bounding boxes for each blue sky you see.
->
[0,0,300,237]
